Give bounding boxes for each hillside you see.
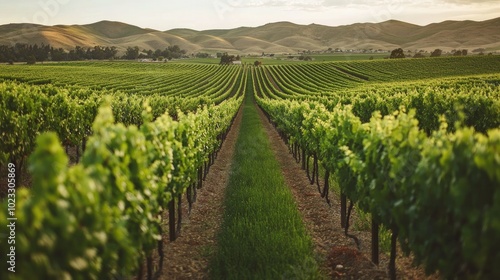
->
[0,18,499,54]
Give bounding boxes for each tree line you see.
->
[389,48,475,59]
[124,45,187,60]
[0,43,187,63]
[219,53,241,65]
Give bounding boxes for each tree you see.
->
[165,45,185,59]
[104,46,118,59]
[92,46,105,60]
[75,46,86,59]
[430,49,442,57]
[195,52,210,58]
[219,53,235,65]
[124,46,140,60]
[413,53,425,58]
[85,48,93,59]
[452,49,467,56]
[33,43,49,62]
[51,47,68,61]
[26,55,36,65]
[254,60,262,67]
[389,48,405,59]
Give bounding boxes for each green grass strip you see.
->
[209,71,320,279]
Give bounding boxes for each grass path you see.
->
[209,73,321,279]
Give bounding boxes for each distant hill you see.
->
[0,18,499,54]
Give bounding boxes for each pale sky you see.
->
[1,0,500,30]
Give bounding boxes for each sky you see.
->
[1,0,500,30]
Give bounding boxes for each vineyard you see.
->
[0,56,499,279]
[0,62,245,279]
[255,56,500,279]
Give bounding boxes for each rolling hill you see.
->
[0,18,499,55]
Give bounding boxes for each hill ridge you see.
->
[0,18,498,54]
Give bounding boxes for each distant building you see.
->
[232,60,242,65]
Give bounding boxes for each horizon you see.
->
[3,16,500,33]
[1,1,500,31]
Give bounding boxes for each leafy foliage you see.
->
[0,63,244,279]
[389,48,405,59]
[255,57,500,278]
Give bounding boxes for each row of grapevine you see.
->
[341,56,500,83]
[259,56,500,98]
[255,65,500,134]
[0,90,242,279]
[322,75,500,134]
[252,53,500,278]
[0,65,245,181]
[253,56,500,278]
[257,96,500,278]
[0,62,242,97]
